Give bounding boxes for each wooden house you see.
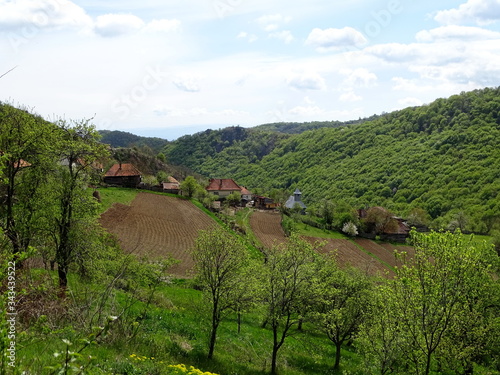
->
[162,176,180,194]
[254,196,279,209]
[104,163,142,187]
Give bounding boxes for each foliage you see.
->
[259,233,319,374]
[164,88,500,233]
[310,259,373,370]
[192,228,250,359]
[181,176,201,198]
[360,230,499,375]
[341,221,358,237]
[99,130,168,153]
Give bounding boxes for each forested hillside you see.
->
[164,126,289,172]
[99,130,168,153]
[253,115,380,134]
[164,87,500,233]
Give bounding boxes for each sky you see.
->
[2,0,500,140]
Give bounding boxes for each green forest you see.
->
[164,87,500,234]
[1,88,500,375]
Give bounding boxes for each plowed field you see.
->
[305,237,392,277]
[249,211,287,248]
[248,211,415,277]
[100,192,216,277]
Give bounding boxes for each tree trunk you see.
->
[237,312,241,334]
[58,266,68,298]
[271,343,279,375]
[207,322,218,359]
[425,352,432,375]
[333,341,342,370]
[208,297,219,359]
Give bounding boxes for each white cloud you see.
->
[154,106,248,118]
[305,27,367,52]
[289,105,324,116]
[398,97,423,107]
[0,0,92,30]
[339,90,362,102]
[341,68,377,87]
[256,13,291,31]
[269,30,294,44]
[416,25,500,42]
[434,0,500,25]
[287,72,327,91]
[94,14,145,37]
[144,19,181,33]
[172,76,201,92]
[237,31,258,43]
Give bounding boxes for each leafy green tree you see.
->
[358,284,405,375]
[53,119,109,292]
[180,175,200,198]
[226,191,241,207]
[388,230,497,375]
[311,258,372,370]
[0,103,59,261]
[192,228,249,359]
[156,170,168,184]
[321,200,335,229]
[259,233,317,374]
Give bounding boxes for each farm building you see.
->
[162,176,180,194]
[254,196,279,210]
[240,187,252,202]
[104,163,142,187]
[206,178,242,199]
[285,188,307,213]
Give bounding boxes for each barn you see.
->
[104,163,142,187]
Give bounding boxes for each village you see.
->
[102,162,414,243]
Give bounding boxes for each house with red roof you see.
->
[206,178,242,199]
[104,163,142,187]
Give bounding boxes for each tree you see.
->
[180,175,200,198]
[192,228,249,359]
[226,191,241,207]
[0,103,59,262]
[387,230,498,375]
[363,207,398,235]
[321,200,335,229]
[259,233,318,374]
[53,119,108,293]
[311,258,372,370]
[358,284,405,375]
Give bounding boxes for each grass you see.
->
[97,186,140,213]
[17,271,355,375]
[296,222,349,239]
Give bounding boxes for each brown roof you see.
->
[162,182,180,190]
[206,178,241,192]
[240,187,251,195]
[167,176,179,184]
[105,163,142,177]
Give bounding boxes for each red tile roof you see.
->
[105,163,142,177]
[206,178,241,192]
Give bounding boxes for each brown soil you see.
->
[249,211,287,249]
[99,192,216,277]
[306,237,392,277]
